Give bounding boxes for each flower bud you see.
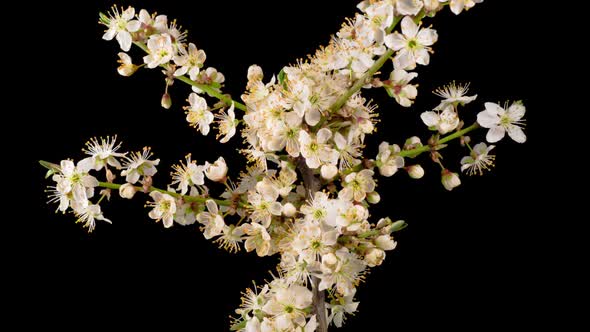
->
[119,183,137,199]
[282,202,297,217]
[441,169,461,191]
[117,52,139,76]
[364,248,385,267]
[375,235,397,251]
[322,252,338,270]
[205,157,228,182]
[366,191,380,204]
[161,93,172,109]
[321,164,338,180]
[406,165,424,179]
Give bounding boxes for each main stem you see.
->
[295,157,327,332]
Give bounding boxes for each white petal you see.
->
[305,108,321,126]
[317,128,332,143]
[507,103,526,120]
[126,20,141,32]
[102,29,116,41]
[420,111,439,127]
[415,48,430,66]
[506,125,526,143]
[384,33,406,50]
[484,102,504,116]
[116,31,132,52]
[477,110,499,128]
[417,28,438,46]
[400,16,418,38]
[486,126,505,143]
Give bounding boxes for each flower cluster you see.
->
[41,1,530,331]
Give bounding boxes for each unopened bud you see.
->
[119,183,137,199]
[364,248,385,267]
[375,235,397,251]
[282,202,297,217]
[366,191,381,204]
[321,164,338,180]
[205,157,228,182]
[161,93,172,109]
[441,169,461,191]
[406,165,424,179]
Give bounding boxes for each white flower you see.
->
[291,219,339,260]
[213,225,245,253]
[420,105,460,134]
[477,102,526,143]
[262,284,313,328]
[385,69,418,107]
[364,247,386,267]
[101,6,140,51]
[461,142,495,175]
[116,52,139,76]
[299,128,339,169]
[185,93,214,135]
[384,16,438,70]
[319,248,366,296]
[376,142,405,177]
[441,169,461,191]
[171,154,205,195]
[406,164,425,179]
[205,157,228,182]
[216,102,237,143]
[339,169,376,202]
[321,164,338,180]
[196,200,225,239]
[79,136,126,171]
[192,67,225,94]
[358,0,423,16]
[434,82,477,110]
[443,0,483,15]
[174,43,206,80]
[328,289,359,328]
[119,183,137,199]
[143,33,175,68]
[121,147,160,184]
[375,234,397,250]
[248,181,282,228]
[52,159,98,212]
[147,191,176,228]
[137,9,168,33]
[243,222,272,256]
[75,204,111,233]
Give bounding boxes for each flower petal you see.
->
[507,125,526,143]
[486,126,505,143]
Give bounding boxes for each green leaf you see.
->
[39,160,60,171]
[278,68,286,87]
[390,220,407,233]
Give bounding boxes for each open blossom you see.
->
[121,147,160,184]
[174,43,206,80]
[299,128,339,169]
[461,142,495,175]
[319,248,366,296]
[147,191,176,228]
[243,222,272,256]
[101,6,140,51]
[216,102,237,143]
[384,16,438,70]
[75,204,111,233]
[477,102,526,143]
[262,284,313,328]
[196,200,225,239]
[248,180,282,228]
[171,154,205,195]
[420,105,460,134]
[358,0,423,16]
[444,0,484,15]
[328,289,359,328]
[339,169,376,202]
[143,33,175,68]
[185,93,213,135]
[52,160,99,211]
[434,82,477,110]
[79,136,126,171]
[385,69,418,107]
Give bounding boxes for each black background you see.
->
[12,0,553,330]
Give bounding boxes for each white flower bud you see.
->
[161,92,172,109]
[407,165,424,179]
[119,183,137,199]
[282,202,297,217]
[321,164,338,180]
[375,235,397,251]
[322,252,338,270]
[364,248,385,267]
[366,191,381,204]
[117,52,139,76]
[441,169,461,191]
[205,157,228,182]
